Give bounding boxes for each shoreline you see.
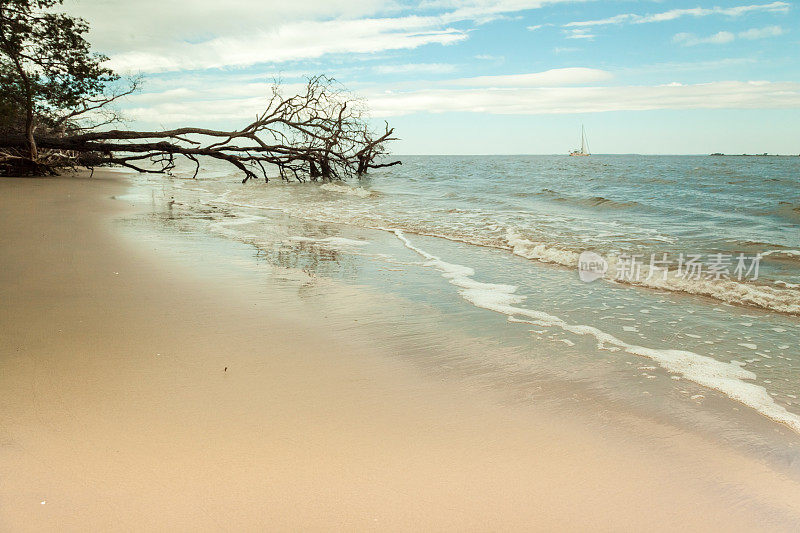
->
[2,172,800,530]
[132,163,800,448]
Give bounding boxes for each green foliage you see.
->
[0,89,22,132]
[0,0,117,132]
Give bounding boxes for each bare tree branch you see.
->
[2,76,400,180]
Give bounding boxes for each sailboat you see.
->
[569,125,590,156]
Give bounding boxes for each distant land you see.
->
[710,153,799,157]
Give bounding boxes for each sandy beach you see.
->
[1,171,800,531]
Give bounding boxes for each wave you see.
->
[764,202,800,222]
[777,202,800,221]
[762,249,800,264]
[506,228,580,266]
[624,270,800,315]
[319,183,377,198]
[573,196,642,209]
[167,177,800,316]
[503,229,800,315]
[208,214,265,238]
[391,230,800,435]
[541,194,641,211]
[533,189,642,210]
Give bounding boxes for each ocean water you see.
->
[122,154,800,451]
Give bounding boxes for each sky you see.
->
[63,0,800,154]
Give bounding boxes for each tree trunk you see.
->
[309,161,321,178]
[3,37,38,161]
[25,104,37,161]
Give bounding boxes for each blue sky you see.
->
[65,0,800,154]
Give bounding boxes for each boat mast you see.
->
[580,125,586,154]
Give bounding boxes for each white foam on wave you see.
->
[763,249,800,258]
[320,183,376,198]
[208,214,265,238]
[505,228,580,266]
[504,228,800,315]
[164,173,800,316]
[393,229,800,435]
[632,270,800,315]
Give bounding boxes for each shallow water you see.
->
[121,154,800,453]
[166,155,800,310]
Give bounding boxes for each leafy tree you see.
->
[0,0,116,165]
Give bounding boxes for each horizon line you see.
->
[387,153,800,156]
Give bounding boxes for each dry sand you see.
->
[1,172,800,531]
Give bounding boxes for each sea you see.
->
[120,154,800,462]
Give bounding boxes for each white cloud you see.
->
[567,13,634,27]
[622,57,757,74]
[374,63,458,74]
[674,25,785,46]
[564,28,595,40]
[107,18,467,73]
[449,68,612,87]
[739,25,785,39]
[125,97,265,125]
[65,0,389,56]
[565,1,790,28]
[56,0,796,132]
[673,31,735,46]
[365,81,800,116]
[419,0,587,25]
[474,54,504,62]
[65,0,587,73]
[122,76,800,126]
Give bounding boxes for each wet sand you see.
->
[1,172,800,531]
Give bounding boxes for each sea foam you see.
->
[504,228,800,315]
[320,183,376,198]
[393,230,800,435]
